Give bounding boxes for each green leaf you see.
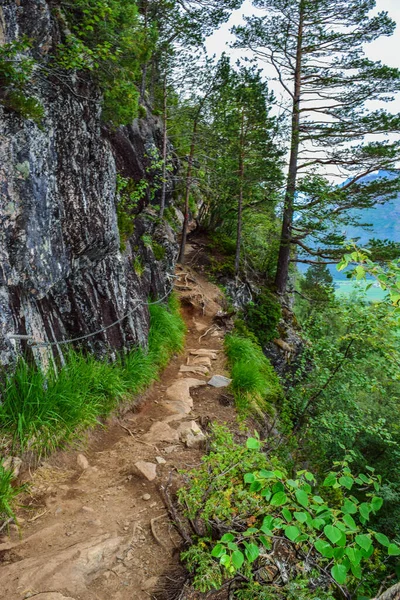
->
[359,503,370,521]
[259,470,275,479]
[374,532,390,548]
[220,554,231,568]
[285,525,301,542]
[312,518,326,530]
[314,540,334,558]
[221,533,235,543]
[294,512,308,524]
[259,535,271,549]
[324,525,342,545]
[296,489,309,508]
[231,550,244,569]
[351,563,362,579]
[342,499,358,514]
[250,481,263,492]
[355,534,372,552]
[313,496,325,505]
[211,544,225,558]
[244,543,259,563]
[246,438,261,450]
[270,492,288,506]
[331,564,348,585]
[388,544,400,556]
[244,473,255,484]
[339,476,353,490]
[371,497,383,512]
[323,474,337,487]
[282,508,292,522]
[343,514,357,531]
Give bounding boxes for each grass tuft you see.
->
[224,333,282,416]
[0,294,185,457]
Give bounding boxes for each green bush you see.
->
[225,333,282,416]
[179,426,400,599]
[245,291,282,346]
[0,294,185,456]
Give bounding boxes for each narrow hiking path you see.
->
[0,248,238,600]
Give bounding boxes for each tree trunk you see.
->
[178,120,198,263]
[275,2,305,295]
[159,74,168,218]
[235,109,245,278]
[139,1,149,102]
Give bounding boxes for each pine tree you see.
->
[234,0,400,294]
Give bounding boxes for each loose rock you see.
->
[142,494,151,501]
[134,461,157,482]
[208,375,232,388]
[143,421,180,443]
[155,456,166,464]
[76,454,89,470]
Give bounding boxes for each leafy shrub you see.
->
[0,40,44,122]
[180,426,400,599]
[245,291,282,346]
[225,333,282,416]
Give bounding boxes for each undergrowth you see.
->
[0,294,185,458]
[179,425,400,599]
[224,333,282,418]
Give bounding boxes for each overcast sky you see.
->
[206,0,400,99]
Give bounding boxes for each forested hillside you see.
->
[1,1,400,599]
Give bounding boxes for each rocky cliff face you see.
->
[0,0,179,369]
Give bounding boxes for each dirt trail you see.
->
[0,245,237,600]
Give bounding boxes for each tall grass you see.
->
[0,462,23,523]
[224,333,282,416]
[0,294,185,456]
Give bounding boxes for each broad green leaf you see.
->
[296,489,309,508]
[211,544,225,558]
[263,516,274,530]
[356,534,372,552]
[260,489,272,500]
[220,554,231,568]
[343,514,357,531]
[331,564,348,585]
[244,473,255,484]
[312,518,326,530]
[342,499,358,515]
[285,525,301,542]
[244,543,259,563]
[324,525,342,545]
[339,476,353,490]
[231,550,244,569]
[250,481,263,493]
[282,508,292,522]
[313,496,325,505]
[323,474,337,487]
[351,563,362,579]
[359,503,370,521]
[270,492,288,506]
[294,512,308,524]
[388,544,400,556]
[259,470,275,479]
[221,533,235,543]
[374,532,390,548]
[259,535,271,549]
[272,481,285,493]
[314,540,334,558]
[333,547,345,560]
[371,497,383,512]
[227,542,238,551]
[246,438,261,450]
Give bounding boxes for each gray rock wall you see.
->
[0,0,178,368]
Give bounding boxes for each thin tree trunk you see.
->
[275,2,305,295]
[160,73,168,218]
[178,120,198,263]
[139,1,149,102]
[235,109,245,278]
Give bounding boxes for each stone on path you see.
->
[177,421,206,449]
[179,365,209,376]
[76,454,89,470]
[166,378,206,404]
[208,375,232,388]
[155,456,166,464]
[142,421,179,443]
[142,493,151,501]
[0,533,128,596]
[134,461,157,481]
[189,349,219,359]
[187,356,212,368]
